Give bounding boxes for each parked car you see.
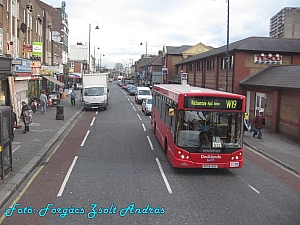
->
[142,97,152,115]
[135,87,152,104]
[128,86,137,96]
[126,84,135,93]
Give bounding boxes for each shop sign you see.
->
[23,45,32,53]
[15,58,31,72]
[32,42,43,56]
[254,54,282,64]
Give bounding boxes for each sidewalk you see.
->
[1,96,299,208]
[0,91,83,208]
[243,129,300,175]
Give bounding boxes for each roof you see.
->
[166,45,193,55]
[240,65,300,90]
[146,55,162,66]
[177,37,300,65]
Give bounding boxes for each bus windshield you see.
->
[176,110,243,153]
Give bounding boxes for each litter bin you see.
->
[56,105,64,120]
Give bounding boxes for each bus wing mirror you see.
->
[169,108,174,117]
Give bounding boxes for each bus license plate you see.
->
[202,165,218,168]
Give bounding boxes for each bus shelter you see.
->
[0,106,12,179]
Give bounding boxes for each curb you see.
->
[243,141,300,176]
[0,108,83,209]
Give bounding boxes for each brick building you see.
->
[0,0,67,123]
[176,37,300,141]
[161,42,212,84]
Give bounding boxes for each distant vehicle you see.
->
[142,97,152,115]
[77,83,83,89]
[126,84,135,92]
[82,73,109,110]
[122,77,134,89]
[135,87,152,104]
[108,78,113,82]
[117,75,123,83]
[128,86,137,96]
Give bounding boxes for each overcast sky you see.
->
[44,0,299,69]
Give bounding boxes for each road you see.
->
[1,82,299,225]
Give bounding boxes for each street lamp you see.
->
[88,21,99,73]
[225,0,229,92]
[140,41,147,84]
[94,46,100,73]
[99,54,105,73]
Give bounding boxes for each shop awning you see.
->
[42,75,65,86]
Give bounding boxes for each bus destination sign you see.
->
[184,97,243,110]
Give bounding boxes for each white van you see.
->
[135,87,152,104]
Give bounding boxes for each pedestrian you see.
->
[11,106,17,141]
[252,110,265,139]
[243,112,249,133]
[70,88,76,106]
[58,87,63,99]
[40,91,47,113]
[21,101,33,134]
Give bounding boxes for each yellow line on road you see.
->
[0,165,44,223]
[0,121,77,223]
[245,145,300,179]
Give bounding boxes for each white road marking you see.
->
[90,117,96,126]
[12,146,21,153]
[132,106,136,111]
[142,124,146,131]
[137,114,142,120]
[248,184,260,193]
[147,136,154,150]
[155,158,173,194]
[95,111,99,115]
[57,156,78,197]
[80,130,90,146]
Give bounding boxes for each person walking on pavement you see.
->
[252,110,265,139]
[11,106,17,141]
[70,88,76,106]
[40,91,48,113]
[21,101,33,133]
[243,112,249,134]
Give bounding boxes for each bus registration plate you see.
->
[202,165,218,168]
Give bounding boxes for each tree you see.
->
[114,63,124,71]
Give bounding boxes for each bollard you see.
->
[56,105,64,120]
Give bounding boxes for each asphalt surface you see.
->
[0,85,300,211]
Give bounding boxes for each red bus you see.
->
[151,84,246,169]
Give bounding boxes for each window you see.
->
[206,59,215,70]
[220,57,226,70]
[189,63,193,72]
[196,61,202,71]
